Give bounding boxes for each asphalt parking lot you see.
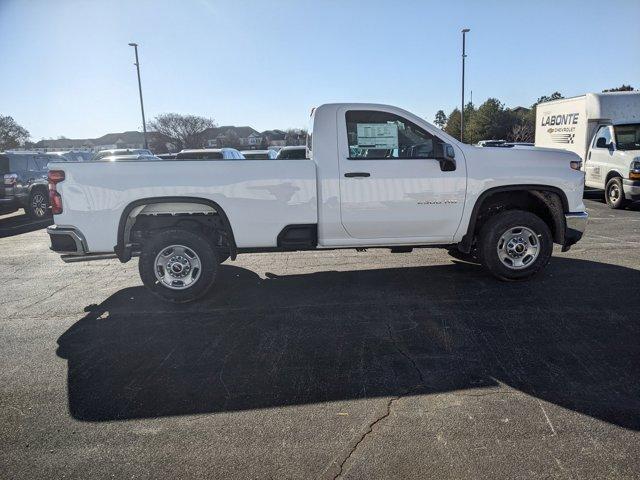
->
[1,197,639,479]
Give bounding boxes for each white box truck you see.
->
[535,92,640,208]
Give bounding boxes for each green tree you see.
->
[0,115,30,151]
[535,92,564,104]
[443,103,475,142]
[466,98,515,143]
[603,85,634,92]
[444,108,461,139]
[433,110,447,129]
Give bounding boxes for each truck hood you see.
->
[467,145,580,164]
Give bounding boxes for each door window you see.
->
[346,110,441,159]
[593,126,613,148]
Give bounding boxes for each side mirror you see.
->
[434,142,456,171]
[596,137,614,150]
[596,137,607,148]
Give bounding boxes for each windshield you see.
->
[614,124,640,151]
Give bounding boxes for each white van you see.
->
[535,92,640,208]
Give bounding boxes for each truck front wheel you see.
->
[478,210,552,281]
[605,177,629,209]
[138,228,218,303]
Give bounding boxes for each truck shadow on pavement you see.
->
[0,213,52,238]
[56,257,640,428]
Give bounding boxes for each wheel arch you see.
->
[115,196,237,262]
[605,170,624,184]
[459,185,568,253]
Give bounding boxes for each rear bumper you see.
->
[562,211,588,252]
[47,225,87,254]
[47,225,118,263]
[623,179,640,201]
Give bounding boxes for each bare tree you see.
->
[0,115,30,150]
[285,128,307,146]
[510,121,534,143]
[147,113,216,151]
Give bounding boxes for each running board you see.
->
[61,253,119,263]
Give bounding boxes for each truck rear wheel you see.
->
[605,177,629,209]
[478,210,552,281]
[138,228,218,303]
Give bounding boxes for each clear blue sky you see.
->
[1,0,639,140]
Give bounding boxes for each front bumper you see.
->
[623,179,640,201]
[562,211,588,252]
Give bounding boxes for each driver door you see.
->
[337,107,466,242]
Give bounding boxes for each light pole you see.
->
[461,28,470,143]
[128,42,148,149]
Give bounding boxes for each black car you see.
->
[275,146,307,159]
[0,152,54,219]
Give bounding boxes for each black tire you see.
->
[27,189,50,219]
[138,228,218,303]
[478,210,552,281]
[605,177,629,209]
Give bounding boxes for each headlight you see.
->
[570,160,582,171]
[630,159,640,180]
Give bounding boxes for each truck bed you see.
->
[51,159,317,252]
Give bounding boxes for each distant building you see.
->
[30,131,175,153]
[261,129,286,148]
[201,126,261,149]
[27,125,303,153]
[33,131,147,153]
[92,131,147,151]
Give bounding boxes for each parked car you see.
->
[98,154,161,162]
[176,148,244,160]
[241,150,278,159]
[276,146,307,159]
[476,140,507,147]
[51,151,94,162]
[0,151,56,218]
[156,153,177,160]
[535,92,640,209]
[92,149,152,161]
[46,102,587,303]
[503,142,536,149]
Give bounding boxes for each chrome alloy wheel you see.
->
[496,226,540,270]
[31,193,48,218]
[154,245,202,290]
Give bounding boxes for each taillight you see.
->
[3,173,17,186]
[48,170,65,214]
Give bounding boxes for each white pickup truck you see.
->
[47,103,588,302]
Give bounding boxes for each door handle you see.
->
[344,172,370,178]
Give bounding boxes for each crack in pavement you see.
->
[327,323,429,479]
[330,395,399,480]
